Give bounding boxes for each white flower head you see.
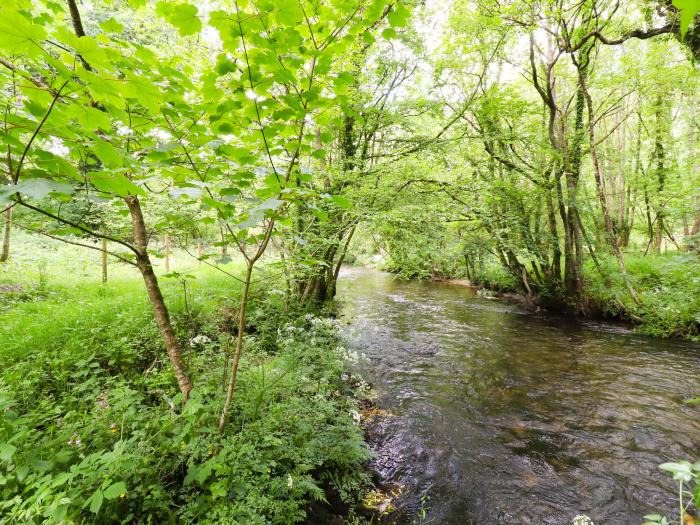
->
[189,334,212,347]
[573,515,594,525]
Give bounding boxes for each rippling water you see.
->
[337,266,700,525]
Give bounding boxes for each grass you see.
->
[0,233,371,524]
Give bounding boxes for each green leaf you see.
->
[93,139,124,169]
[365,0,388,23]
[382,27,398,39]
[274,0,304,26]
[103,481,127,500]
[361,31,375,45]
[88,489,103,514]
[334,72,355,96]
[659,461,693,482]
[673,0,700,39]
[388,3,411,28]
[88,171,144,197]
[99,18,124,34]
[74,36,112,70]
[74,105,113,132]
[331,195,352,208]
[0,443,16,462]
[88,171,145,197]
[156,2,202,36]
[0,180,75,203]
[184,462,213,485]
[0,11,47,57]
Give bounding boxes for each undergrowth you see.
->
[0,258,371,523]
[584,253,700,339]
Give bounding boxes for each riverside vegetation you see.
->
[1,235,373,523]
[0,0,698,523]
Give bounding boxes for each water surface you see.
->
[337,267,699,525]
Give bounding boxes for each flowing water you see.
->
[337,267,700,525]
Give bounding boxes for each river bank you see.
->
[432,276,640,330]
[358,251,700,340]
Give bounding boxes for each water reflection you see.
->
[337,266,700,525]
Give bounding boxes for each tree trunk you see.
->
[0,206,12,262]
[546,175,561,282]
[125,196,193,399]
[576,60,640,304]
[651,93,668,254]
[331,224,356,293]
[101,238,107,282]
[218,261,253,431]
[688,210,700,252]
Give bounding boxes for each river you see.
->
[337,266,700,525]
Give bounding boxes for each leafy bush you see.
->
[472,261,519,292]
[584,253,700,339]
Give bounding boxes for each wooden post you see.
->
[164,234,170,272]
[101,238,107,282]
[0,206,12,263]
[220,228,227,256]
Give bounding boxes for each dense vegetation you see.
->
[1,236,373,523]
[0,0,698,523]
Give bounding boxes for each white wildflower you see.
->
[573,515,594,525]
[287,474,293,488]
[189,334,211,347]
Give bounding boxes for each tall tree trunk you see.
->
[125,196,193,399]
[331,224,356,293]
[689,210,700,252]
[576,58,640,304]
[0,206,12,262]
[65,0,191,397]
[562,50,589,304]
[546,174,561,282]
[684,97,699,251]
[651,94,668,254]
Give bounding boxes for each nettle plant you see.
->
[0,0,397,412]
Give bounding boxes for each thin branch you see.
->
[14,80,69,183]
[13,220,135,265]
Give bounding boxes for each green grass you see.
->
[0,234,371,524]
